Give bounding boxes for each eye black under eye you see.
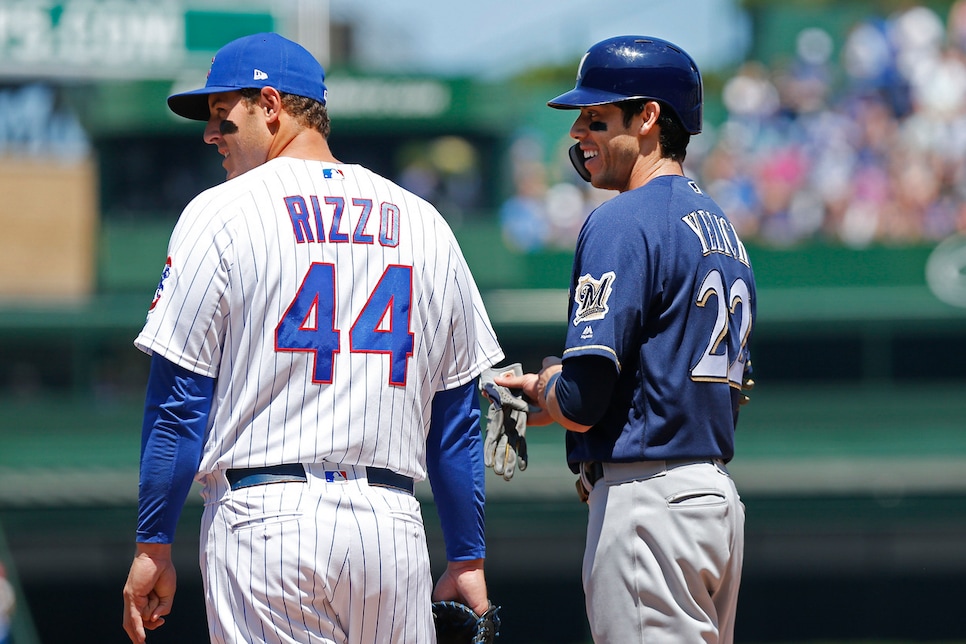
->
[589,121,607,131]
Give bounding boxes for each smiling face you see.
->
[569,103,644,193]
[203,91,272,180]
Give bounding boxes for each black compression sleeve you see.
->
[554,355,619,426]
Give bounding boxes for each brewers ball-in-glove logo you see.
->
[573,271,615,326]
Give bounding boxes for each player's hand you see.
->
[494,357,564,427]
[493,356,562,427]
[122,543,177,643]
[432,558,488,616]
[493,370,553,426]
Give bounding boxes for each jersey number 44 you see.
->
[275,262,415,387]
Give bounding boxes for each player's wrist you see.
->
[134,542,173,559]
[537,367,562,407]
[543,371,562,403]
[445,557,484,571]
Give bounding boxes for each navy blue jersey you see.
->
[563,175,756,466]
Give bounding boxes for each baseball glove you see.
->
[479,364,529,481]
[432,600,501,644]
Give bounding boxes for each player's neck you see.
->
[268,120,340,164]
[624,156,683,192]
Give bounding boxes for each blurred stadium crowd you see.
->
[500,1,966,251]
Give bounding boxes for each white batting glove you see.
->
[479,363,529,481]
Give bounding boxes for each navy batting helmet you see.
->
[548,36,703,134]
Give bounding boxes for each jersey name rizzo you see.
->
[284,195,401,247]
[681,209,750,266]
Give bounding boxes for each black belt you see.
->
[575,461,604,503]
[226,464,414,495]
[583,461,604,486]
[366,467,415,494]
[577,458,724,503]
[227,464,306,489]
[580,458,724,490]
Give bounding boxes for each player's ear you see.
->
[260,87,283,122]
[639,101,660,135]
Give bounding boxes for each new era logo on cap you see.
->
[166,32,328,121]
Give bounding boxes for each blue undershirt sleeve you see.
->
[426,379,485,561]
[554,355,619,427]
[136,353,214,544]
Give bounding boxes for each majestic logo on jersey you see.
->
[149,257,172,311]
[573,271,615,326]
[580,326,594,339]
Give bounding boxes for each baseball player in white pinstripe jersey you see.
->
[121,32,504,644]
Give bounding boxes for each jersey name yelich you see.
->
[681,209,750,266]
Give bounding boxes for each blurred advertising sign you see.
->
[0,0,276,80]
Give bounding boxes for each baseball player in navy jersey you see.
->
[497,36,755,643]
[121,32,504,644]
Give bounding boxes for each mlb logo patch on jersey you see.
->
[323,168,345,180]
[325,470,349,483]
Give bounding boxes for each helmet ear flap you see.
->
[569,144,592,182]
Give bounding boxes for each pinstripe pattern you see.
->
[137,157,502,643]
[136,157,502,479]
[201,469,433,643]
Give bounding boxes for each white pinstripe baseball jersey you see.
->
[136,156,504,481]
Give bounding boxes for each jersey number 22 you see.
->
[691,269,751,388]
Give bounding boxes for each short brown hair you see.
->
[240,88,331,138]
[618,99,690,162]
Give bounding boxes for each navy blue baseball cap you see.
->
[167,32,327,121]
